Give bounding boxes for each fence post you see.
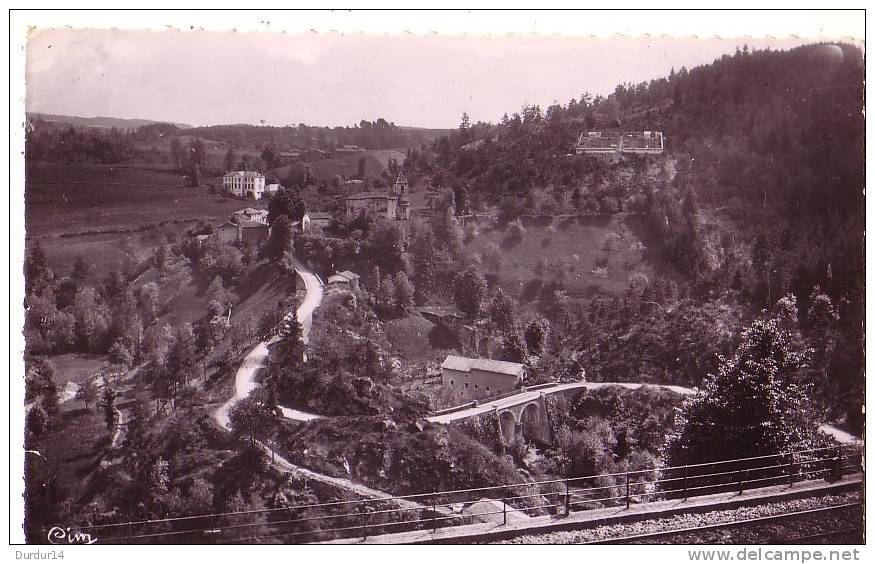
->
[788,454,794,487]
[502,497,507,525]
[432,494,437,532]
[836,447,844,480]
[683,465,688,501]
[625,472,630,509]
[564,480,570,517]
[738,470,744,494]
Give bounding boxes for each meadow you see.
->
[468,214,662,301]
[25,162,260,237]
[271,149,407,181]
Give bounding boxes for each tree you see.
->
[499,326,528,363]
[170,137,185,170]
[267,215,293,262]
[275,312,303,365]
[71,256,89,283]
[25,240,49,292]
[375,275,397,315]
[224,147,237,173]
[100,386,118,432]
[229,395,276,448]
[393,272,414,314]
[664,318,820,467]
[357,156,367,179]
[267,188,305,225]
[167,323,198,387]
[190,163,201,187]
[75,379,99,410]
[122,397,150,479]
[26,401,49,438]
[488,288,516,331]
[188,138,206,170]
[571,186,582,210]
[72,287,112,353]
[453,266,488,318]
[523,318,550,356]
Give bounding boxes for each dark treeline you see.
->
[177,119,446,151]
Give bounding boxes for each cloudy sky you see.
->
[26,28,821,129]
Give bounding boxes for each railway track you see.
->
[584,503,863,545]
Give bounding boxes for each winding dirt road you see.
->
[214,267,323,429]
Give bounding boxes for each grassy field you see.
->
[468,215,661,301]
[49,354,107,388]
[25,162,261,236]
[271,149,406,181]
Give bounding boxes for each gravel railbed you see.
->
[493,491,862,544]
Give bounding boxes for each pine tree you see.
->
[664,317,819,466]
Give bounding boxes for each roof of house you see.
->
[337,270,360,280]
[307,212,333,220]
[346,191,394,201]
[394,171,408,185]
[440,355,525,377]
[218,221,238,229]
[237,207,264,215]
[195,234,212,241]
[224,170,265,179]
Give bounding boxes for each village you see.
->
[18,27,864,548]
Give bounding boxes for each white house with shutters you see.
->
[223,171,266,200]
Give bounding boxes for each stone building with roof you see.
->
[574,130,664,156]
[344,172,411,221]
[440,355,525,401]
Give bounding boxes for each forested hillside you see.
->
[420,43,864,432]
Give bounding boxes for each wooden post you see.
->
[683,465,688,501]
[564,481,570,517]
[738,470,744,494]
[625,472,630,509]
[502,497,507,525]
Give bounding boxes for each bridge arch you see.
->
[519,402,545,444]
[498,410,517,445]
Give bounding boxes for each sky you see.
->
[24,28,831,129]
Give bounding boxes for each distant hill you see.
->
[396,125,451,143]
[27,112,191,130]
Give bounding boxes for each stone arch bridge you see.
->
[427,382,696,447]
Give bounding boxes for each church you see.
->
[344,171,411,221]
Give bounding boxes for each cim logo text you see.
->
[47,526,98,545]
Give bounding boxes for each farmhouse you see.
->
[303,211,333,231]
[223,171,266,200]
[327,270,360,289]
[233,207,268,224]
[440,355,525,401]
[345,191,398,220]
[238,220,270,245]
[215,219,270,245]
[265,183,282,196]
[575,130,664,156]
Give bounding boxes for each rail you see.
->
[77,444,862,544]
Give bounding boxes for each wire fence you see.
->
[78,444,862,544]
